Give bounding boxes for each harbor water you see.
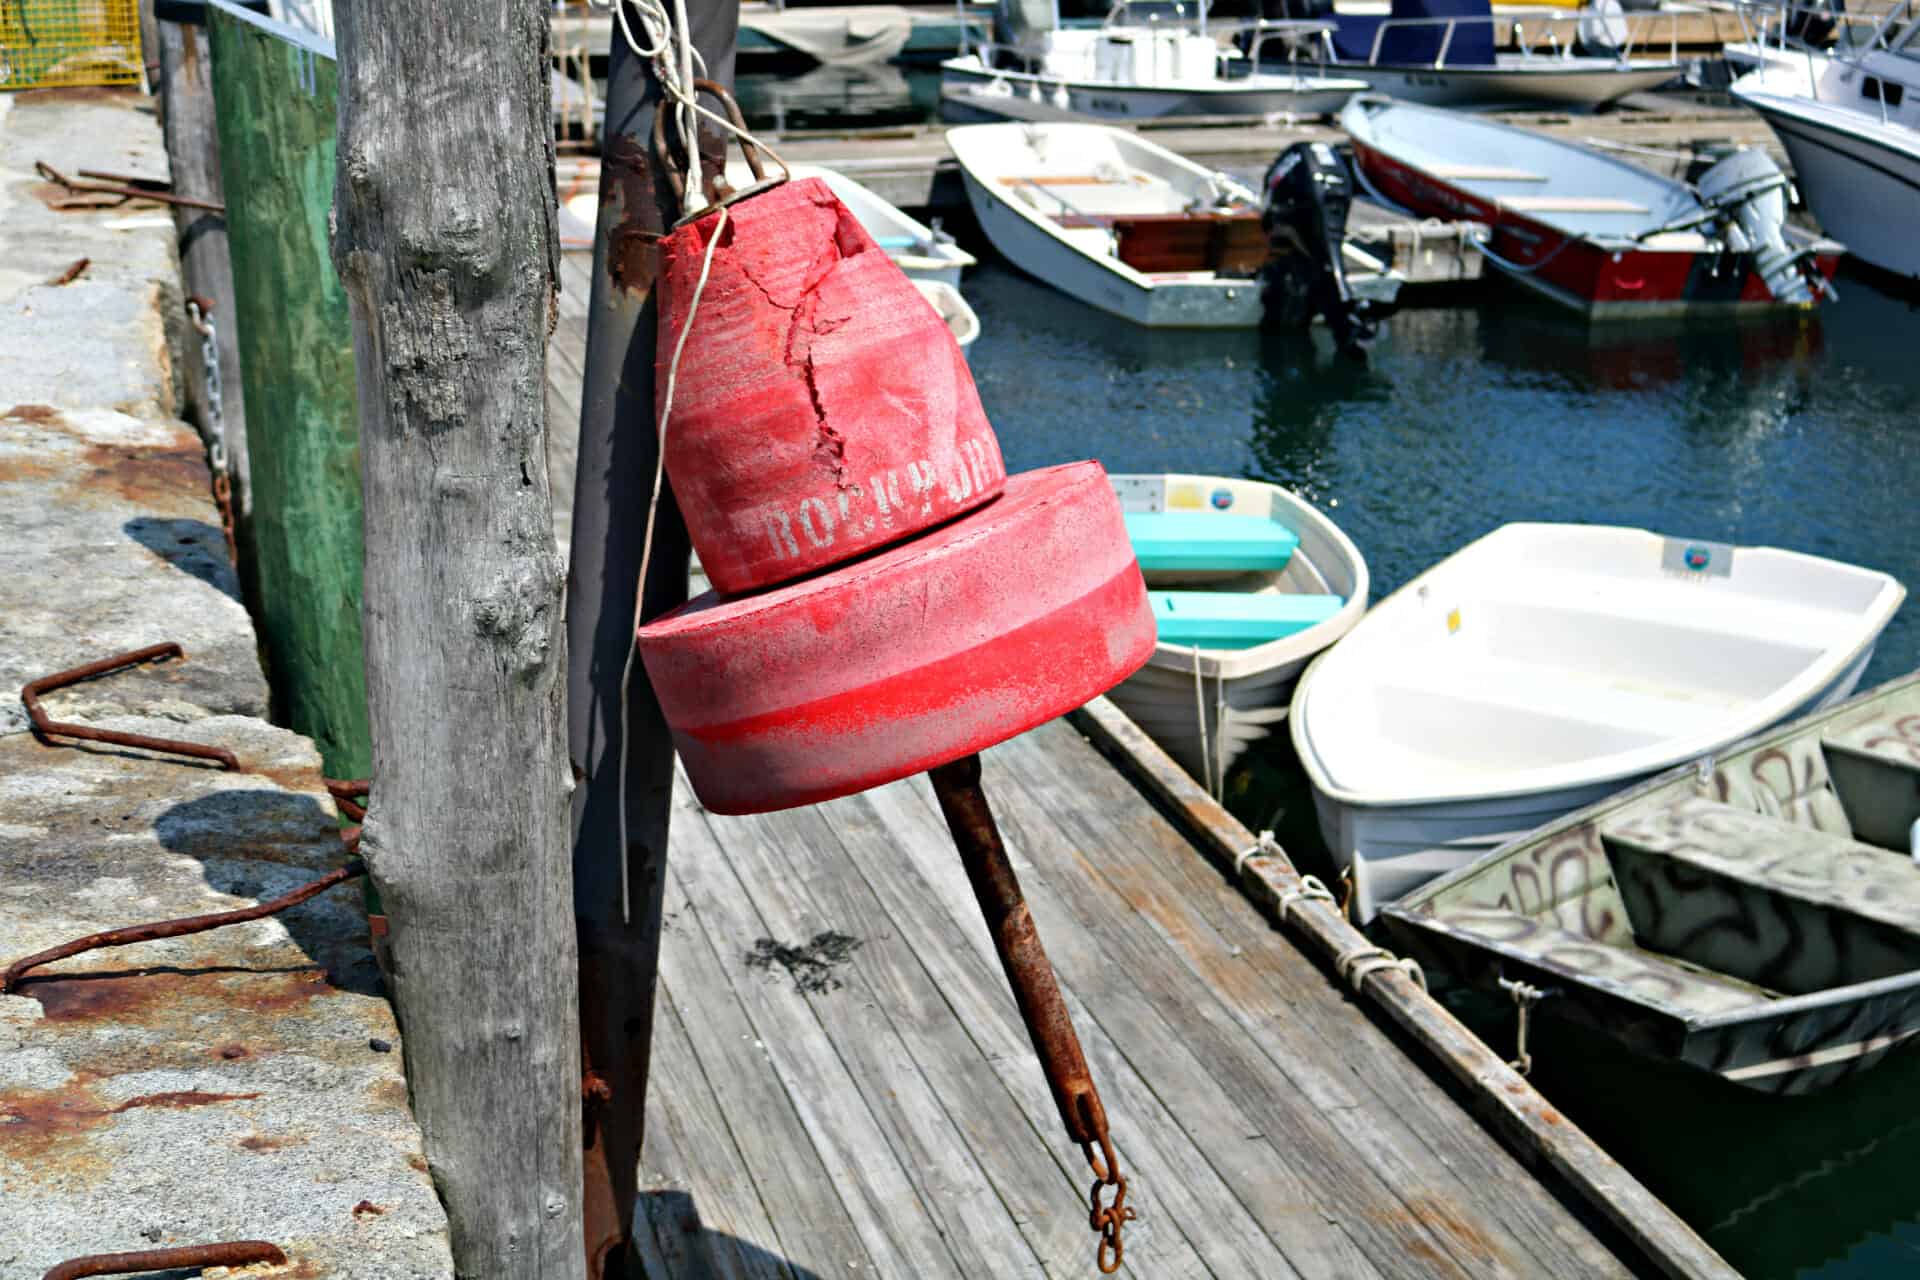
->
[963,260,1920,1279]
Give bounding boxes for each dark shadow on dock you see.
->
[124,515,242,603]
[633,1189,825,1280]
[152,788,382,999]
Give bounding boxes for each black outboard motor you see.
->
[1261,141,1377,354]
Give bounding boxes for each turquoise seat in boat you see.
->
[1125,512,1299,573]
[1151,592,1344,650]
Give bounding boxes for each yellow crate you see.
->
[1,0,143,91]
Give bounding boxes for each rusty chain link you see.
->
[1080,1099,1135,1273]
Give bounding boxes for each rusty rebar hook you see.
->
[927,753,1133,1273]
[42,1240,286,1279]
[22,643,240,771]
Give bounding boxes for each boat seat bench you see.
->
[1149,591,1343,649]
[1601,796,1920,994]
[1126,512,1299,572]
[1427,164,1549,182]
[1820,721,1920,851]
[1416,904,1776,1017]
[1498,195,1651,215]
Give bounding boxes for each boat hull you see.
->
[1741,96,1920,282]
[1326,60,1680,108]
[1350,140,1842,317]
[1320,642,1878,921]
[941,58,1363,120]
[954,167,1265,328]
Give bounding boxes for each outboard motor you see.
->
[1694,148,1816,305]
[1261,141,1378,353]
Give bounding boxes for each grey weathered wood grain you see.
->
[636,990,794,1280]
[670,787,967,1277]
[1010,723,1630,1273]
[723,803,1051,1278]
[330,2,584,1274]
[1071,697,1739,1280]
[857,778,1289,1276]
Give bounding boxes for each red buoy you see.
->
[657,178,1005,596]
[637,462,1153,814]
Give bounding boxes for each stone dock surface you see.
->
[0,88,453,1278]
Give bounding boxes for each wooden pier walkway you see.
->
[632,716,1640,1278]
[541,253,1730,1280]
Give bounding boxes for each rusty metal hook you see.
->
[42,1240,286,1279]
[651,79,785,220]
[22,643,241,771]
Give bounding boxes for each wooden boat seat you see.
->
[1820,720,1920,852]
[1498,195,1651,215]
[1051,209,1267,276]
[1601,796,1920,995]
[1426,164,1549,182]
[1127,512,1299,572]
[1149,591,1344,650]
[1423,904,1777,1017]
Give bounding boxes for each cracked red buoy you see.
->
[637,461,1154,815]
[657,177,1005,596]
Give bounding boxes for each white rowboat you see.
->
[1291,523,1905,921]
[948,122,1396,327]
[1106,474,1368,794]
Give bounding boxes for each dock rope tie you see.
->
[1276,874,1337,927]
[1497,975,1550,1076]
[1233,828,1283,876]
[1335,945,1426,994]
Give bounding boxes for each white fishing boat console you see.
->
[1733,0,1920,280]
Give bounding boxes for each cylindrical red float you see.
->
[657,178,1006,596]
[637,462,1154,814]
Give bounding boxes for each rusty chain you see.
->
[184,296,237,564]
[1079,1098,1135,1273]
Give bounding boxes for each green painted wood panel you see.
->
[206,1,369,779]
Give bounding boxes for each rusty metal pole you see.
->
[565,2,738,1275]
[927,754,1136,1274]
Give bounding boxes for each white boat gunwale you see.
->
[1290,521,1907,810]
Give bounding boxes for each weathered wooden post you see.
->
[331,3,586,1276]
[565,1,737,1271]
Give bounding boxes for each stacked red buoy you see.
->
[641,176,1156,814]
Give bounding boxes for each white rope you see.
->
[1189,645,1213,800]
[1234,828,1283,876]
[590,0,790,216]
[1497,975,1548,1075]
[1335,945,1426,993]
[613,202,731,922]
[1276,874,1336,927]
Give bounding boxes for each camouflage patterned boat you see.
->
[1382,670,1920,1095]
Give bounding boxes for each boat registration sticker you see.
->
[1447,608,1461,634]
[1210,488,1235,510]
[1661,537,1734,579]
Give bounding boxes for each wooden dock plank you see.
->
[811,787,1219,1275]
[858,779,1340,1278]
[635,992,795,1280]
[653,848,880,1275]
[669,790,971,1278]
[1014,722,1633,1273]
[710,801,1051,1278]
[746,799,1095,1272]
[986,726,1632,1277]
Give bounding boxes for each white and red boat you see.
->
[1341,95,1843,318]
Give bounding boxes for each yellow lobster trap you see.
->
[1,0,143,90]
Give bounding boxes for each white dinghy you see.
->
[1106,474,1368,794]
[1291,523,1904,921]
[949,122,1397,328]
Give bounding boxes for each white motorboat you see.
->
[942,4,1365,122]
[947,122,1397,327]
[913,278,981,350]
[1106,474,1368,794]
[1291,523,1904,921]
[1289,0,1683,108]
[1733,0,1920,282]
